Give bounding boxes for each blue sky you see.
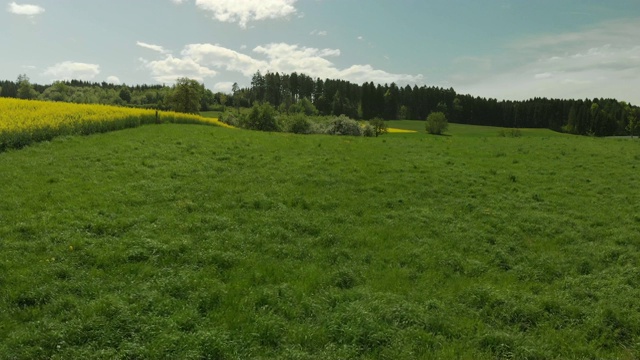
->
[3,0,640,104]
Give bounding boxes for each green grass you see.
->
[387,119,568,138]
[1,124,639,359]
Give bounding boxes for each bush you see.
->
[361,124,376,137]
[426,111,448,135]
[310,121,330,135]
[369,118,387,137]
[282,113,313,134]
[498,128,522,137]
[242,103,279,132]
[288,97,318,116]
[219,112,241,127]
[326,115,362,136]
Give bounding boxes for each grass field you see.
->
[386,120,567,138]
[1,122,639,359]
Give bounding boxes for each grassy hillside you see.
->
[1,124,639,359]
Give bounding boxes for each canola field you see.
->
[0,98,230,151]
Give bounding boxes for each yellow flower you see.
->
[387,128,417,133]
[0,98,232,150]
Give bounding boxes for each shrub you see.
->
[282,113,312,134]
[326,115,362,136]
[219,112,241,127]
[426,111,448,135]
[288,97,318,116]
[242,103,279,132]
[361,124,376,137]
[498,128,522,137]
[310,121,330,135]
[369,118,388,137]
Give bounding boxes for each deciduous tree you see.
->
[17,74,37,100]
[426,111,448,135]
[624,103,638,138]
[369,118,387,137]
[119,88,131,103]
[169,77,203,114]
[243,103,278,131]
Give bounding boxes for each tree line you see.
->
[0,75,225,113]
[238,71,638,137]
[2,73,637,137]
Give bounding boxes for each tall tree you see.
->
[251,71,266,103]
[169,77,203,114]
[565,104,578,134]
[119,87,132,103]
[217,92,228,111]
[383,83,399,120]
[17,74,37,100]
[232,82,240,113]
[624,103,638,138]
[289,72,299,101]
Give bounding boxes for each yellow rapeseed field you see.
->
[387,128,417,133]
[0,98,231,151]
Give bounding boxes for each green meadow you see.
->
[1,122,639,359]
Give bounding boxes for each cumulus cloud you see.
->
[252,43,341,75]
[140,41,423,87]
[182,43,268,77]
[192,0,297,28]
[139,55,217,83]
[451,17,640,104]
[106,76,121,84]
[6,1,44,16]
[213,81,234,93]
[250,43,423,84]
[43,61,100,81]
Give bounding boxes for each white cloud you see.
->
[310,29,327,36]
[193,0,297,28]
[182,43,268,77]
[106,76,121,84]
[140,41,423,87]
[213,81,234,93]
[250,43,423,84]
[338,64,421,85]
[139,55,217,83]
[452,17,640,104]
[7,1,44,16]
[253,43,341,76]
[171,0,187,3]
[43,61,100,81]
[137,41,170,54]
